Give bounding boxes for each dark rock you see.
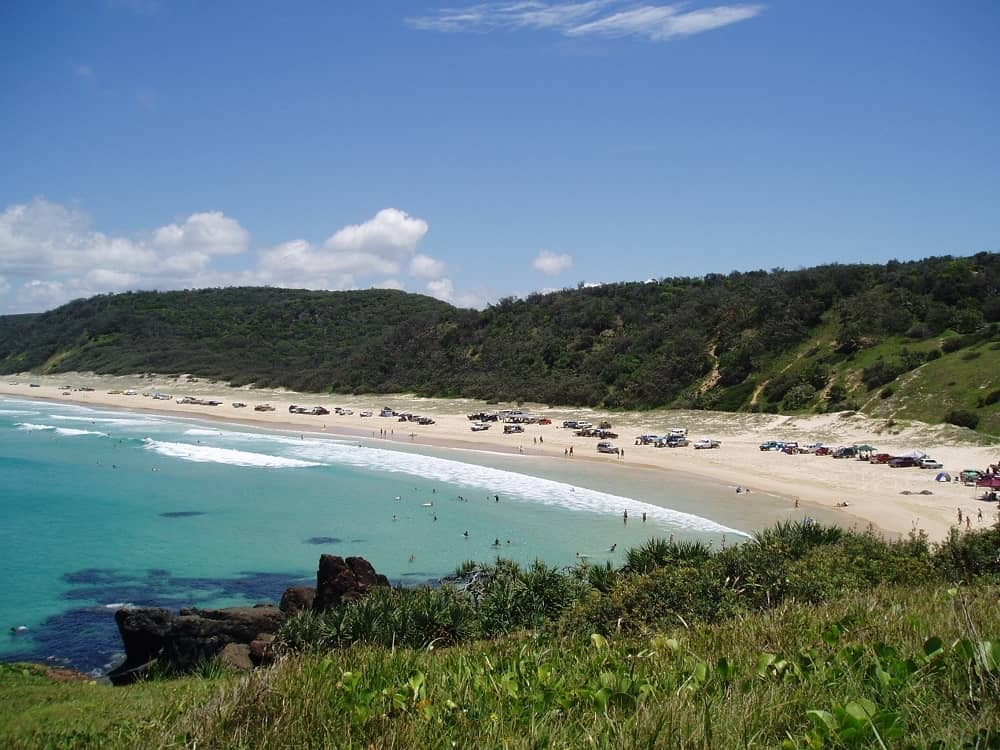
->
[249,633,277,666]
[108,605,285,684]
[219,643,253,671]
[112,607,173,668]
[109,556,386,683]
[314,555,389,612]
[279,586,316,615]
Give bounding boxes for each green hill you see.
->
[1,253,997,433]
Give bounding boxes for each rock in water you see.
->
[313,554,389,612]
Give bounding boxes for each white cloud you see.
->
[407,2,764,41]
[568,4,765,40]
[427,277,455,301]
[533,249,573,275]
[153,211,249,256]
[0,200,488,314]
[324,208,428,259]
[409,253,448,279]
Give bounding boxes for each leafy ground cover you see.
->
[3,521,999,748]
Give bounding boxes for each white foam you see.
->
[0,409,40,416]
[50,415,164,427]
[55,427,108,437]
[103,602,133,610]
[184,428,225,437]
[16,422,55,432]
[143,439,325,469]
[290,441,747,535]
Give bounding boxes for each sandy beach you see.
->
[2,373,997,542]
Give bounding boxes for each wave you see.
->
[50,415,165,428]
[15,422,55,432]
[143,439,325,469]
[289,441,747,535]
[0,409,40,416]
[56,427,108,437]
[183,428,226,437]
[14,422,107,437]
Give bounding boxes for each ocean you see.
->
[0,396,745,674]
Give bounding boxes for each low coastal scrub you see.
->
[277,520,999,650]
[3,521,999,748]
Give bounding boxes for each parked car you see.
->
[759,441,781,451]
[869,453,891,464]
[833,447,857,459]
[503,424,524,434]
[470,422,490,431]
[596,441,620,454]
[815,446,833,456]
[693,439,721,449]
[919,458,943,469]
[666,437,689,447]
[889,456,919,468]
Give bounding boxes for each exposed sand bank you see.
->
[3,373,997,541]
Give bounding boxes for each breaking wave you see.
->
[143,439,325,469]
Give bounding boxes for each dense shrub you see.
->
[944,409,980,430]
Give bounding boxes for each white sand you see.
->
[3,373,997,541]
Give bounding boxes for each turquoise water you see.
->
[0,396,743,673]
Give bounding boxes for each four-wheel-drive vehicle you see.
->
[889,456,918,468]
[815,446,833,456]
[869,453,891,464]
[596,441,620,454]
[503,424,524,434]
[919,457,943,469]
[470,422,490,431]
[665,437,689,447]
[759,441,782,451]
[832,446,857,459]
[693,438,721,449]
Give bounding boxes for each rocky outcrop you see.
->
[108,556,387,685]
[314,555,390,611]
[279,585,315,615]
[109,604,285,685]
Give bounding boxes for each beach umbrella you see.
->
[976,476,1000,489]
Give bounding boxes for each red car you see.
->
[815,447,833,456]
[869,453,891,464]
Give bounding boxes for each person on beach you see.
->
[957,508,963,523]
[495,495,499,503]
[642,512,647,522]
[978,508,983,522]
[623,509,628,524]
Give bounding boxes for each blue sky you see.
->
[1,0,997,313]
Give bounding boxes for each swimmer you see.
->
[463,530,469,537]
[392,514,398,521]
[608,543,617,552]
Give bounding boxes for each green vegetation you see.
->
[3,521,1000,748]
[1,253,997,433]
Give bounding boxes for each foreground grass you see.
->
[3,583,998,749]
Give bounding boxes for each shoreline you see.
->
[2,373,997,541]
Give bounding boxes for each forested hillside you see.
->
[1,254,998,433]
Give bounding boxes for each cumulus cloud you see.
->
[407,1,764,41]
[325,208,428,259]
[409,253,448,279]
[0,199,490,313]
[533,249,573,275]
[153,211,250,255]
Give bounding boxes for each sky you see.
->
[1,0,998,314]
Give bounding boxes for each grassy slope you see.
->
[2,584,997,749]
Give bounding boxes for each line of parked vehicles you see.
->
[758,441,943,469]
